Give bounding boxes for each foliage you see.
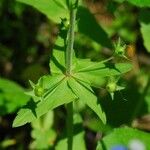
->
[0,0,150,149]
[0,78,30,115]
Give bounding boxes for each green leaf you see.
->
[50,36,76,74]
[50,36,66,74]
[73,59,132,87]
[128,0,150,7]
[139,10,150,52]
[0,78,30,115]
[56,131,85,150]
[77,6,112,48]
[96,127,150,150]
[115,0,150,7]
[30,111,56,149]
[16,0,69,23]
[40,74,65,89]
[30,129,56,149]
[13,78,77,127]
[68,78,106,124]
[26,74,65,98]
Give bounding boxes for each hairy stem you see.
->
[66,5,76,75]
[66,2,77,150]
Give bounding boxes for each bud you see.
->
[106,82,117,93]
[114,38,126,57]
[34,85,44,97]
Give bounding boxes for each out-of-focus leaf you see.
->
[56,114,86,150]
[139,10,150,52]
[115,0,150,7]
[13,78,77,127]
[77,6,112,48]
[30,111,56,149]
[68,78,106,124]
[56,131,85,150]
[96,127,150,150]
[30,129,56,149]
[16,0,69,23]
[0,78,30,115]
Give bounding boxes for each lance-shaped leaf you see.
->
[16,0,69,23]
[73,59,132,87]
[68,78,106,124]
[13,78,77,127]
[50,36,66,74]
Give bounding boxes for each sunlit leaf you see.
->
[50,36,66,74]
[16,0,69,23]
[50,36,77,74]
[13,78,77,127]
[68,78,106,124]
[73,59,132,87]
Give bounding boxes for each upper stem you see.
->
[65,2,77,150]
[66,5,76,75]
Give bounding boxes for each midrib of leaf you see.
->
[43,76,65,99]
[53,0,67,9]
[68,78,106,124]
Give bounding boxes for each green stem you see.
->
[67,102,73,150]
[66,5,76,75]
[65,2,77,150]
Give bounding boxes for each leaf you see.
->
[30,111,56,149]
[73,59,132,87]
[96,127,150,150]
[40,74,65,90]
[68,78,106,124]
[139,10,150,52]
[77,6,112,48]
[16,0,69,23]
[127,0,150,7]
[50,36,66,74]
[30,129,56,149]
[115,0,150,7]
[50,36,76,74]
[13,78,77,127]
[0,78,30,115]
[56,131,85,150]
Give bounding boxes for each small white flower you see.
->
[128,139,146,150]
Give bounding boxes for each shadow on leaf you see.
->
[22,99,40,118]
